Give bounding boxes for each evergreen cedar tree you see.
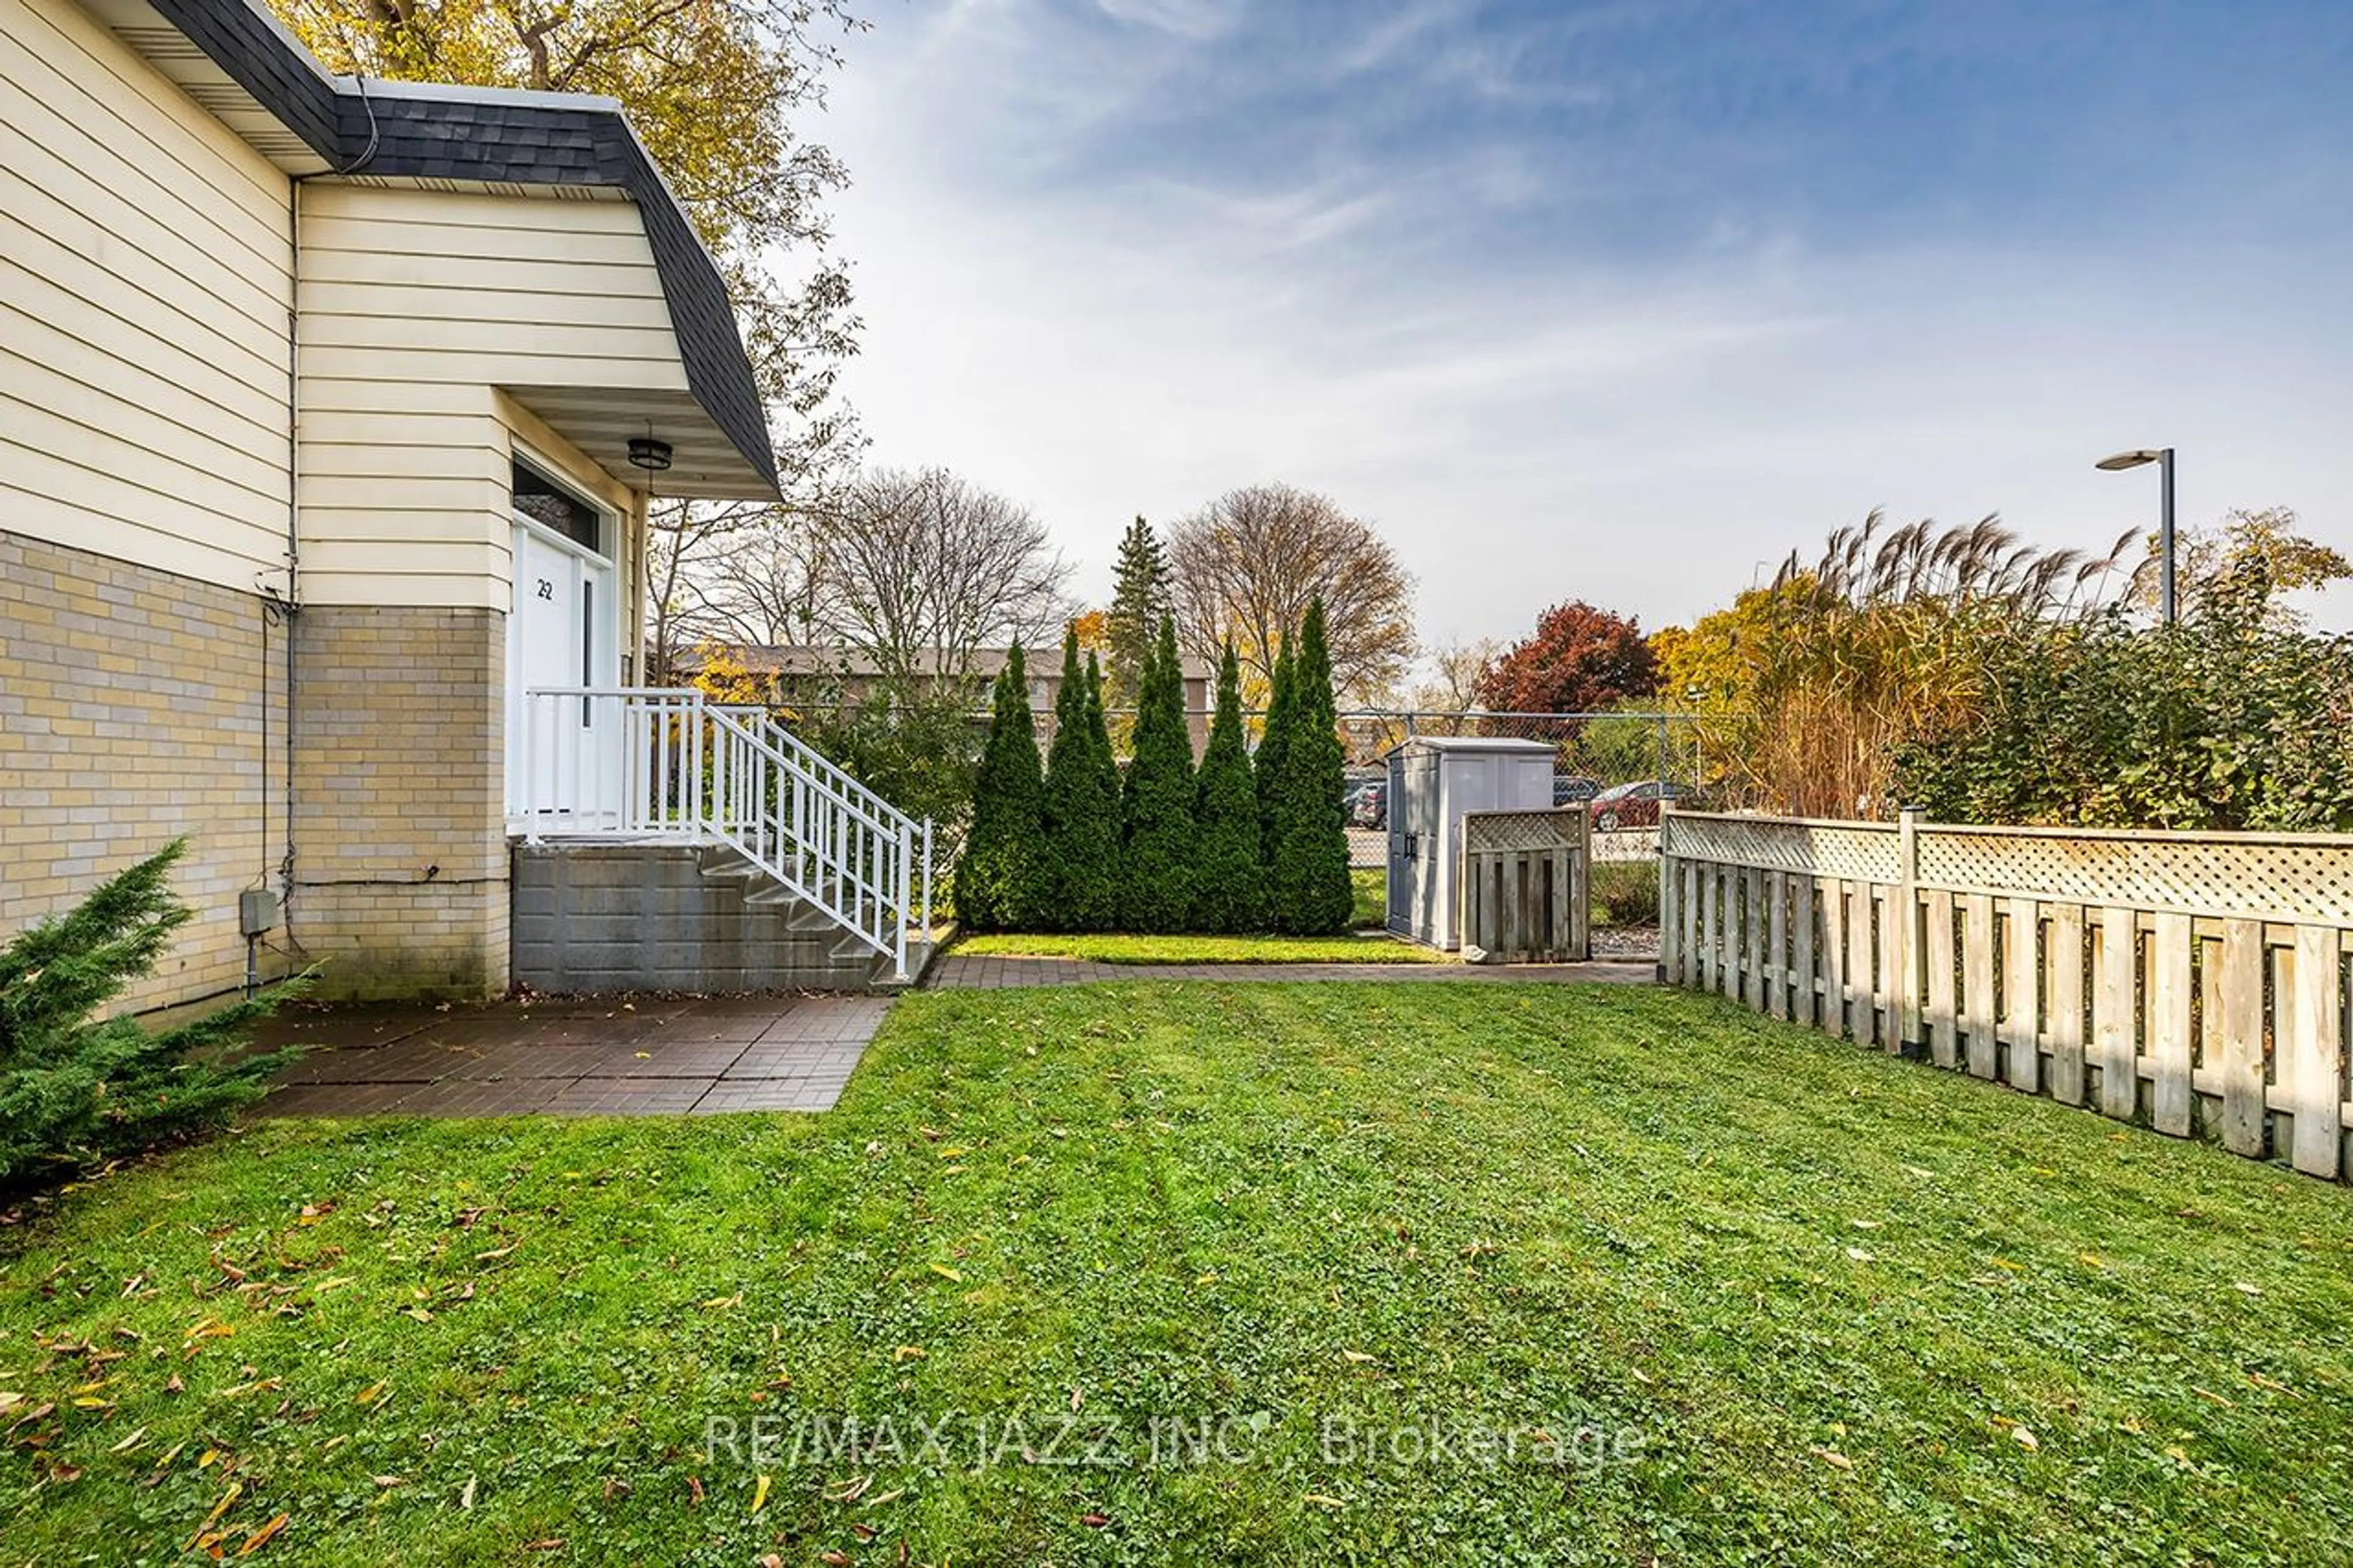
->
[1120,618,1199,931]
[1254,638,1296,861]
[1476,600,1659,715]
[1266,598,1355,934]
[955,646,1045,931]
[0,841,299,1186]
[1040,630,1121,931]
[1189,642,1267,932]
[1105,516,1174,711]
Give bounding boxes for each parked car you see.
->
[1347,780,1388,830]
[1585,779,1692,831]
[1552,775,1601,806]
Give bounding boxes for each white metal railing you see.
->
[510,687,934,979]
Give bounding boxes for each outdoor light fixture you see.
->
[627,433,673,473]
[2094,445,2176,626]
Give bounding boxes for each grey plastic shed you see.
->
[1384,736,1558,950]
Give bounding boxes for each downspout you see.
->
[275,79,382,950]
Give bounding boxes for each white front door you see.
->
[507,521,620,826]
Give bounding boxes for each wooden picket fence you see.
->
[1660,810,2353,1180]
[1461,809,1589,963]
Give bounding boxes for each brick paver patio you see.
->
[252,993,891,1117]
[923,955,1655,988]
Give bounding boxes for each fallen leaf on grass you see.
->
[1810,1447,1853,1471]
[702,1293,743,1311]
[354,1381,386,1406]
[828,1474,872,1504]
[2010,1426,2040,1451]
[188,1482,243,1547]
[892,1346,925,1363]
[1844,1248,1875,1263]
[751,1474,771,1515]
[1080,1512,1110,1528]
[1303,1494,1347,1509]
[2235,1281,2262,1297]
[929,1264,964,1284]
[1339,1350,1376,1365]
[237,1513,289,1555]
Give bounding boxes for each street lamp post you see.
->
[2095,446,2177,626]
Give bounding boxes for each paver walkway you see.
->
[925,955,1654,988]
[254,993,890,1117]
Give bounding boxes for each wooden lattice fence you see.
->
[1661,811,2353,1180]
[1460,809,1589,963]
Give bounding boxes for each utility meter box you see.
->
[1385,737,1558,950]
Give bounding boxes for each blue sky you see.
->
[820,0,2353,650]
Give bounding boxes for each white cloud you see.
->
[814,1,2353,643]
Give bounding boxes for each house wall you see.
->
[289,607,508,999]
[0,0,294,594]
[0,532,290,1012]
[295,181,675,610]
[0,2,678,1009]
[0,0,295,1009]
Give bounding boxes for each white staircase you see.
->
[510,687,935,982]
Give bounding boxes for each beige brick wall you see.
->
[289,607,508,1000]
[0,535,513,1009]
[0,531,290,1012]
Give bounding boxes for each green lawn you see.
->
[6,983,2351,1565]
[950,930,1435,964]
[1350,866,1384,929]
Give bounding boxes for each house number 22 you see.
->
[536,578,555,600]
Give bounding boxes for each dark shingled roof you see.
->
[141,0,780,496]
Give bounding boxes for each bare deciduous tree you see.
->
[1165,483,1415,705]
[803,468,1074,681]
[1404,637,1502,712]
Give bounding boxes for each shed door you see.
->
[1385,754,1409,937]
[1412,755,1446,945]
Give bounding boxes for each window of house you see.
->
[512,458,606,555]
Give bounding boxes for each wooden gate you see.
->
[1460,809,1591,963]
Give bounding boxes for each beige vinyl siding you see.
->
[295,183,683,608]
[0,0,292,593]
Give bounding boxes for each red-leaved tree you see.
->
[1476,601,1658,714]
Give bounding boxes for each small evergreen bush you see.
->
[1190,642,1265,933]
[955,648,1046,931]
[1120,619,1199,931]
[1,841,301,1190]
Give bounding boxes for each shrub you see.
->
[1,842,300,1190]
[1190,643,1265,933]
[1896,561,2353,831]
[797,673,983,858]
[954,649,1045,930]
[1120,619,1199,931]
[1266,599,1355,934]
[1589,860,1662,928]
[1040,631,1121,931]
